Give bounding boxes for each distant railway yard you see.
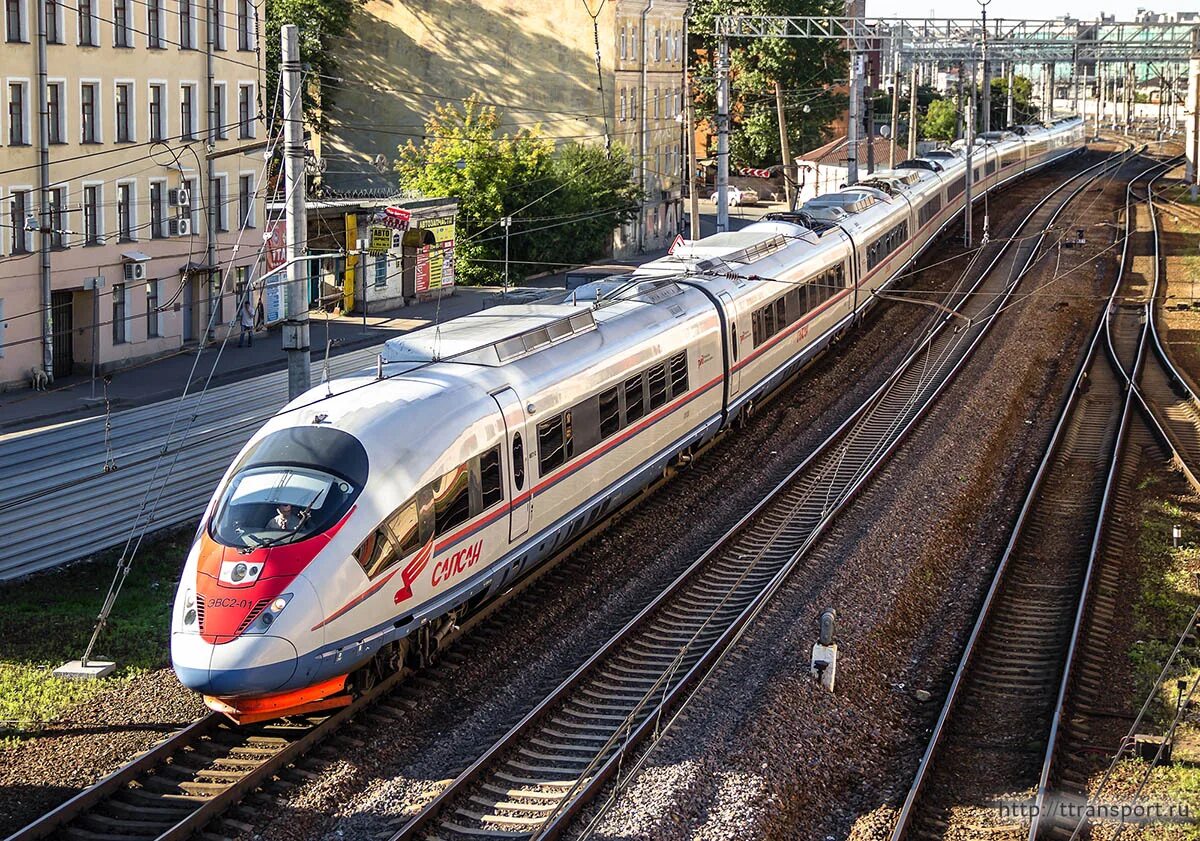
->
[2,137,1200,841]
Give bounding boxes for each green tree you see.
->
[395,97,641,285]
[690,0,848,167]
[265,0,364,130]
[989,74,1036,127]
[922,98,958,141]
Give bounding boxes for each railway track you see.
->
[384,150,1133,841]
[887,155,1172,841]
[1027,159,1197,841]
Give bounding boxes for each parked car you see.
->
[709,186,759,206]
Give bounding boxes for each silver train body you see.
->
[171,117,1085,714]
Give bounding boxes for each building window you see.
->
[45,0,60,42]
[6,0,25,42]
[210,0,223,49]
[113,0,130,46]
[47,82,63,143]
[113,283,127,344]
[211,83,225,138]
[180,84,194,139]
[48,187,65,248]
[80,82,97,142]
[374,255,386,288]
[8,82,26,145]
[209,175,226,231]
[149,83,164,141]
[631,88,638,121]
[116,83,133,142]
[236,0,251,50]
[184,177,197,229]
[653,87,658,118]
[10,190,29,254]
[150,180,166,238]
[619,89,626,122]
[147,0,162,46]
[179,0,192,49]
[117,183,133,241]
[237,83,254,138]
[619,24,625,59]
[84,185,100,244]
[147,280,161,337]
[238,173,254,228]
[654,27,660,61]
[631,25,637,59]
[77,0,95,43]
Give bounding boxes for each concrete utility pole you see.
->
[686,79,700,236]
[979,0,991,134]
[281,24,310,400]
[716,36,730,232]
[964,61,975,249]
[908,62,919,158]
[1098,62,1106,138]
[848,50,863,185]
[1006,61,1015,126]
[889,59,900,167]
[1190,30,1200,199]
[775,81,794,208]
[36,0,52,380]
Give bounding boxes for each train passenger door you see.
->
[718,292,741,397]
[490,387,531,541]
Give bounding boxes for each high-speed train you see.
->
[172,117,1085,722]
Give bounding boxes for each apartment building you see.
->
[0,0,265,389]
[317,0,686,258]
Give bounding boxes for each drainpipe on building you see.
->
[639,0,653,253]
[35,0,53,379]
[205,0,217,342]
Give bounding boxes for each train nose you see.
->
[171,633,299,697]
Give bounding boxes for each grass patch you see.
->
[0,526,191,737]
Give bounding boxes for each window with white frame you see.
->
[238,173,254,228]
[237,83,254,138]
[149,83,165,141]
[117,182,134,241]
[114,0,131,46]
[115,82,133,142]
[6,0,26,42]
[374,255,387,288]
[179,0,193,49]
[147,0,162,46]
[211,82,226,138]
[8,81,29,144]
[180,83,195,139]
[209,174,226,232]
[80,81,98,142]
[84,184,101,244]
[45,0,61,42]
[112,282,128,344]
[236,0,252,50]
[9,190,30,253]
[210,0,223,49]
[150,180,166,238]
[619,24,625,59]
[77,0,96,44]
[146,279,162,337]
[47,82,64,143]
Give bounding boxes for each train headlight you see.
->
[181,589,198,627]
[247,593,293,633]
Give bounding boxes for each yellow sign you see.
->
[368,226,392,255]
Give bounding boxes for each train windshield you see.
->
[210,466,359,549]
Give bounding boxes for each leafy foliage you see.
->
[689,0,848,167]
[989,74,1037,127]
[395,97,642,285]
[922,98,959,141]
[265,0,364,130]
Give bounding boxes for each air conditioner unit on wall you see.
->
[123,262,147,281]
[170,218,193,237]
[169,187,192,208]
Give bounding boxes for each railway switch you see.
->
[811,608,837,692]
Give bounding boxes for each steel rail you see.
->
[887,151,1160,841]
[391,147,1130,841]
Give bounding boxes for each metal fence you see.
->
[0,348,381,581]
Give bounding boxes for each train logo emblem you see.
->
[393,537,435,605]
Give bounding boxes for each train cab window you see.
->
[478,446,504,509]
[431,464,471,537]
[598,386,621,439]
[512,433,525,490]
[537,411,574,475]
[647,363,668,410]
[668,352,688,398]
[210,466,359,549]
[624,374,646,424]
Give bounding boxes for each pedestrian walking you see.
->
[237,296,255,347]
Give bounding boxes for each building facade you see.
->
[316,0,685,259]
[0,0,265,389]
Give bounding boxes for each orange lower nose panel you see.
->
[204,673,350,724]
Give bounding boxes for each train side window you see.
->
[625,374,646,424]
[762,302,776,340]
[668,352,688,397]
[478,446,503,510]
[598,386,621,439]
[730,322,739,362]
[786,288,801,323]
[647,363,668,410]
[354,498,420,579]
[512,433,525,491]
[537,412,573,474]
[774,297,787,330]
[431,463,471,537]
